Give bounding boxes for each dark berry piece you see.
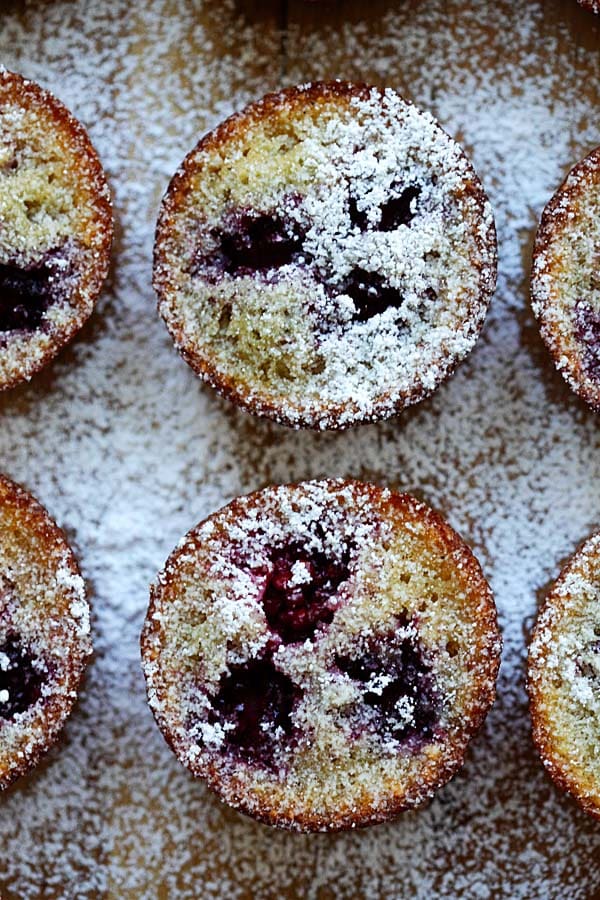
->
[347,185,420,234]
[209,658,299,767]
[218,212,305,274]
[261,542,351,644]
[336,627,439,742]
[348,195,369,231]
[0,634,45,719]
[0,252,66,333]
[574,300,600,382]
[379,185,420,231]
[343,268,405,322]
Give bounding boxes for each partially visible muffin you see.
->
[142,479,501,832]
[154,81,497,430]
[528,532,600,820]
[531,146,600,411]
[0,68,113,390]
[0,473,92,790]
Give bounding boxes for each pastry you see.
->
[528,531,600,820]
[154,82,497,429]
[0,473,92,789]
[0,68,113,390]
[532,145,600,410]
[142,479,501,831]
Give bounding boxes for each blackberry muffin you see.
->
[154,82,497,430]
[531,146,600,411]
[0,68,113,390]
[0,473,92,790]
[142,480,501,831]
[528,532,600,820]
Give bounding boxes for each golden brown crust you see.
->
[154,81,497,430]
[142,479,501,832]
[0,68,113,390]
[0,473,92,790]
[527,532,600,821]
[531,145,600,412]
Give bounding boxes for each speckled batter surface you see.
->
[0,0,600,898]
[529,530,600,820]
[154,83,496,428]
[0,68,112,390]
[142,480,500,831]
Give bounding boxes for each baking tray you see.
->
[1,0,600,896]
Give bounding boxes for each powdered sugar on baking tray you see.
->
[1,0,600,897]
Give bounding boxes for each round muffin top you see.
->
[532,145,600,411]
[0,68,113,390]
[528,531,600,820]
[142,480,501,832]
[0,473,92,790]
[154,81,497,430]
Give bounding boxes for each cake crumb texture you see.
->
[154,82,496,429]
[0,474,92,790]
[142,480,500,831]
[0,69,112,390]
[528,531,600,820]
[531,146,600,411]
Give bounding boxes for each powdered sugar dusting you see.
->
[155,83,496,428]
[528,530,600,817]
[531,146,600,410]
[1,0,600,896]
[142,480,499,831]
[0,68,113,390]
[0,476,92,792]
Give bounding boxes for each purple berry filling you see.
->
[574,300,600,382]
[197,184,425,320]
[379,185,420,231]
[216,211,306,274]
[0,251,68,333]
[348,185,420,233]
[348,195,369,231]
[260,541,351,644]
[336,626,439,743]
[342,268,405,322]
[0,634,44,720]
[208,657,299,767]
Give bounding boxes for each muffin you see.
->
[141,479,501,832]
[154,81,497,430]
[528,532,600,820]
[531,145,600,411]
[0,473,92,789]
[0,68,113,390]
